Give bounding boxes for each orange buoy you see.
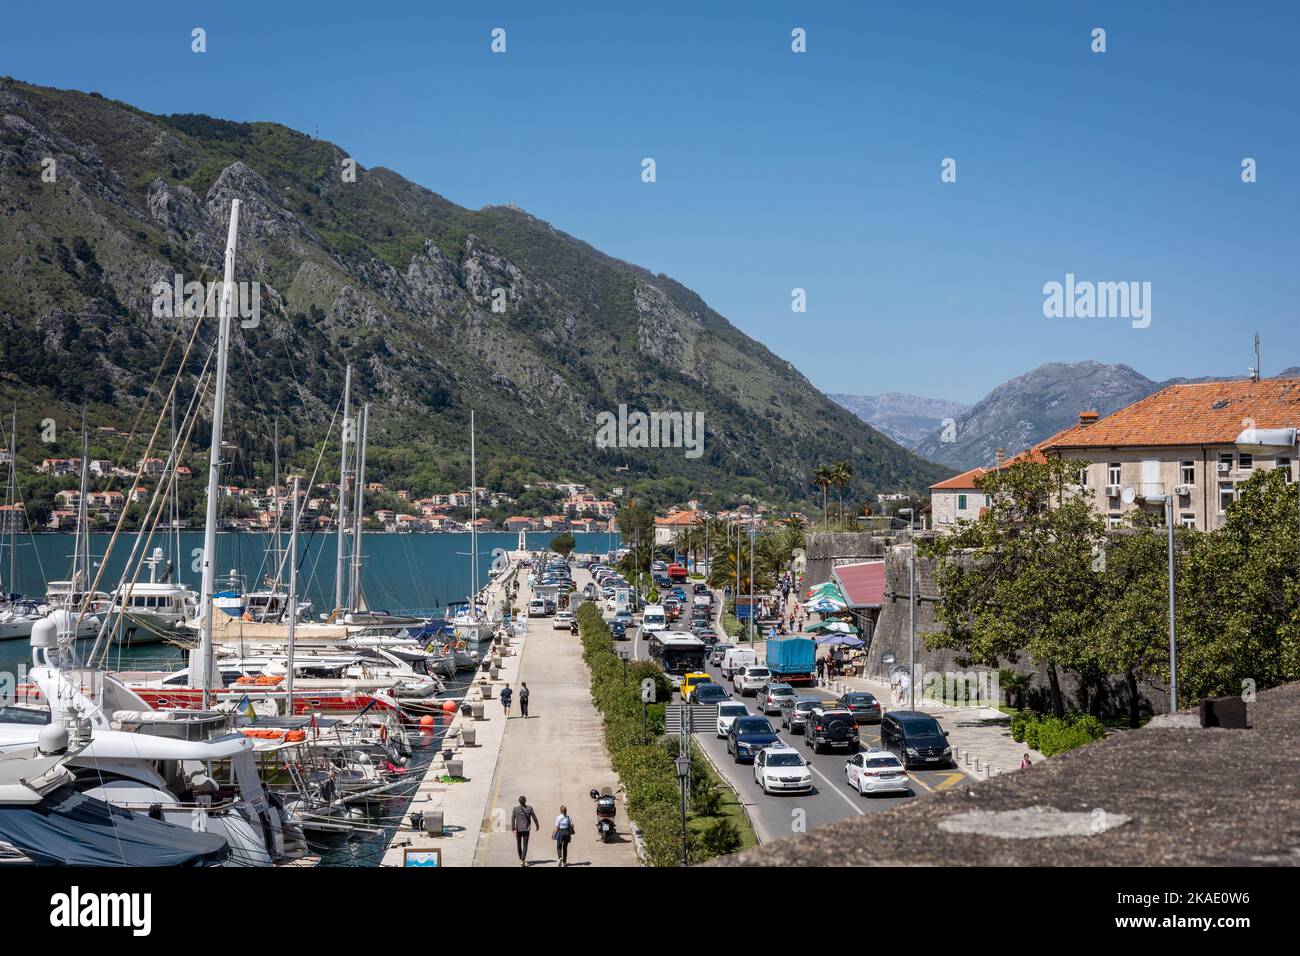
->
[441,700,458,714]
[420,714,437,727]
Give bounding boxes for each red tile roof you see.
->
[831,561,886,609]
[929,436,1056,490]
[1044,378,1300,450]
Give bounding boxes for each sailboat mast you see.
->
[286,476,299,706]
[195,199,241,707]
[8,409,16,595]
[470,409,478,609]
[76,409,89,595]
[273,417,282,584]
[335,364,351,613]
[171,397,181,582]
[349,403,370,613]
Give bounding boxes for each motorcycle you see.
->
[590,787,617,843]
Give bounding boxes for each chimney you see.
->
[995,448,1005,468]
[1078,410,1100,426]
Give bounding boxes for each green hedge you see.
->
[1010,712,1106,757]
[576,602,707,865]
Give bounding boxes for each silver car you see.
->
[757,682,796,715]
[710,642,734,666]
[781,696,821,734]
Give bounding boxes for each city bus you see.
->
[646,633,707,682]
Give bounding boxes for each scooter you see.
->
[590,787,616,843]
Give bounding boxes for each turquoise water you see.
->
[0,530,617,673]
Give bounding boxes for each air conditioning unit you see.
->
[1104,485,1122,497]
[1174,484,1193,496]
[1217,462,1232,473]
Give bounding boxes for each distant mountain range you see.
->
[827,393,971,448]
[0,77,950,514]
[835,362,1300,473]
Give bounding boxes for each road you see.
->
[608,576,967,844]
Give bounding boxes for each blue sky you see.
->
[3,0,1296,403]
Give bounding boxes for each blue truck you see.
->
[765,637,817,687]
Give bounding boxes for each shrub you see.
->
[1010,713,1027,743]
[1023,720,1041,751]
[699,818,742,857]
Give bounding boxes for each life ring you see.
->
[455,640,466,651]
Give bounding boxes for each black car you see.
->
[880,711,952,769]
[693,683,730,705]
[608,620,628,640]
[804,707,859,754]
[726,716,780,763]
[693,583,711,595]
[836,692,883,725]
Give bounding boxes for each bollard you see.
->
[964,752,971,766]
[421,810,445,836]
[974,757,981,773]
[471,701,485,720]
[489,666,500,680]
[446,760,464,778]
[461,726,476,746]
[481,683,494,699]
[459,702,473,717]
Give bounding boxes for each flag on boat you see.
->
[238,694,257,723]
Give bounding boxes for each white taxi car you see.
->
[844,748,911,796]
[716,702,749,738]
[753,744,813,795]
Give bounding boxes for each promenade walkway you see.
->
[474,562,637,867]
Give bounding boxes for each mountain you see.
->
[910,361,1300,471]
[0,78,950,517]
[827,392,972,448]
[911,362,1161,470]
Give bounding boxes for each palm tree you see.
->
[832,460,854,530]
[811,465,833,530]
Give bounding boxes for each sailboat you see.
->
[449,409,493,643]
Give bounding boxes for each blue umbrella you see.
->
[815,634,864,647]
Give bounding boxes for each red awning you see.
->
[831,561,886,609]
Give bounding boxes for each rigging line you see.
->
[80,293,212,616]
[85,338,216,666]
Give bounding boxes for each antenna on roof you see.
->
[1249,331,1261,382]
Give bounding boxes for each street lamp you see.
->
[899,507,916,709]
[674,752,691,866]
[1235,426,1299,583]
[1143,494,1178,712]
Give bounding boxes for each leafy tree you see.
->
[1177,469,1300,703]
[549,531,576,558]
[922,457,1102,716]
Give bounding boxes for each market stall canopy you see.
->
[808,620,858,634]
[815,634,865,648]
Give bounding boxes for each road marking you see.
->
[808,763,865,815]
[933,771,966,792]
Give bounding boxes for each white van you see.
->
[527,598,547,618]
[641,604,667,633]
[721,646,757,679]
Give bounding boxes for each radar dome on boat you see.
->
[29,616,58,648]
[37,722,70,755]
[46,608,78,635]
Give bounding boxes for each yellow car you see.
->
[679,672,715,701]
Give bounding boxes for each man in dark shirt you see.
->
[511,795,540,866]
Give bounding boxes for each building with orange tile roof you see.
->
[1039,377,1300,531]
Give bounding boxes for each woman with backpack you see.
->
[553,805,575,866]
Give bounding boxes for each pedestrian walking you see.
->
[511,795,540,866]
[519,682,530,718]
[1019,753,1032,770]
[501,684,513,717]
[553,805,574,866]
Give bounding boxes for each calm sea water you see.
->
[0,530,618,674]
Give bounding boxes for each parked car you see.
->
[727,716,780,763]
[757,682,796,715]
[553,611,574,630]
[736,666,772,697]
[709,642,734,666]
[692,683,730,706]
[716,702,749,738]
[836,692,883,725]
[753,744,813,795]
[880,711,952,769]
[844,749,911,796]
[782,696,821,734]
[804,707,859,754]
[527,598,547,617]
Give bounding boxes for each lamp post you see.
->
[899,507,916,709]
[1144,494,1178,712]
[674,752,690,866]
